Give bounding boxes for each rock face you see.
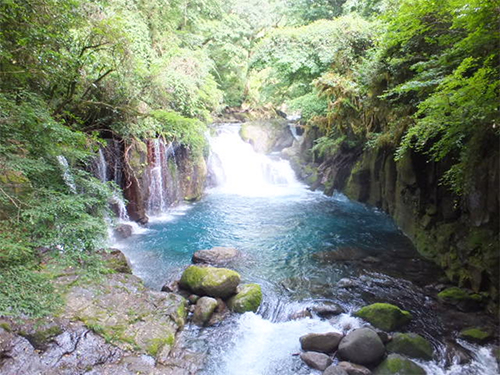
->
[374,354,427,375]
[179,265,241,298]
[300,332,343,353]
[355,303,412,331]
[99,248,133,274]
[386,332,434,360]
[192,247,240,265]
[192,297,219,326]
[300,351,333,371]
[337,328,385,366]
[239,119,294,154]
[227,284,262,313]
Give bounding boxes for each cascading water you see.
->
[57,155,76,193]
[208,124,301,196]
[117,123,498,375]
[146,139,167,214]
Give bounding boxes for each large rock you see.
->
[354,303,412,331]
[227,284,262,313]
[373,354,426,375]
[300,332,343,353]
[192,297,218,326]
[386,332,434,360]
[437,287,483,312]
[459,327,493,344]
[192,247,240,265]
[337,328,385,366]
[179,265,241,299]
[338,361,372,375]
[300,351,332,371]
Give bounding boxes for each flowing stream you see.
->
[115,124,497,375]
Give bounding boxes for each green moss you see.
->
[179,265,241,298]
[227,283,263,313]
[437,287,482,304]
[355,303,412,331]
[146,337,169,357]
[459,328,492,343]
[374,354,426,375]
[0,321,12,332]
[386,333,434,360]
[179,266,206,290]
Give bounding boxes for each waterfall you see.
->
[208,124,302,196]
[96,148,108,182]
[287,114,303,141]
[57,155,76,193]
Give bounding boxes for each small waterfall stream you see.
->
[114,124,498,375]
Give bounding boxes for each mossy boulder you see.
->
[374,354,427,375]
[179,265,241,299]
[355,303,412,331]
[227,283,262,313]
[437,287,483,312]
[386,332,434,360]
[459,327,493,344]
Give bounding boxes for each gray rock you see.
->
[161,280,179,293]
[300,351,333,371]
[300,332,343,353]
[312,302,345,318]
[114,224,133,239]
[376,331,391,344]
[338,361,372,375]
[324,365,350,375]
[192,247,240,265]
[338,328,385,366]
[192,297,218,326]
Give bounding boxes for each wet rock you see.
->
[179,265,241,299]
[114,224,133,239]
[354,303,412,331]
[459,327,493,344]
[338,361,372,375]
[437,287,484,312]
[208,299,230,326]
[324,365,349,375]
[192,297,218,326]
[227,284,262,313]
[300,332,343,353]
[188,294,200,304]
[289,308,313,320]
[300,351,333,371]
[337,278,358,288]
[386,332,434,360]
[444,340,472,366]
[338,328,385,366]
[312,302,345,318]
[373,354,426,375]
[99,248,132,274]
[376,331,391,344]
[192,247,240,265]
[161,280,180,293]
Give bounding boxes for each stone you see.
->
[437,287,483,312]
[192,247,240,265]
[376,331,391,344]
[188,294,200,304]
[312,302,345,318]
[386,332,434,360]
[300,332,343,353]
[179,265,241,299]
[300,351,333,371]
[192,297,218,326]
[338,361,372,375]
[354,303,412,331]
[161,281,179,293]
[114,224,133,239]
[373,354,426,375]
[227,284,262,313]
[337,328,385,366]
[337,278,358,288]
[459,327,493,344]
[324,365,349,375]
[99,248,132,274]
[289,308,313,320]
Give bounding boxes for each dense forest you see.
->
[0,0,498,324]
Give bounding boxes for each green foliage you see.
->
[287,92,328,123]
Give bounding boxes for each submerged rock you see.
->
[300,351,333,371]
[227,284,262,313]
[192,247,240,265]
[355,303,412,331]
[179,265,241,299]
[386,332,434,360]
[373,354,426,375]
[192,297,218,326]
[337,328,385,366]
[300,332,343,353]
